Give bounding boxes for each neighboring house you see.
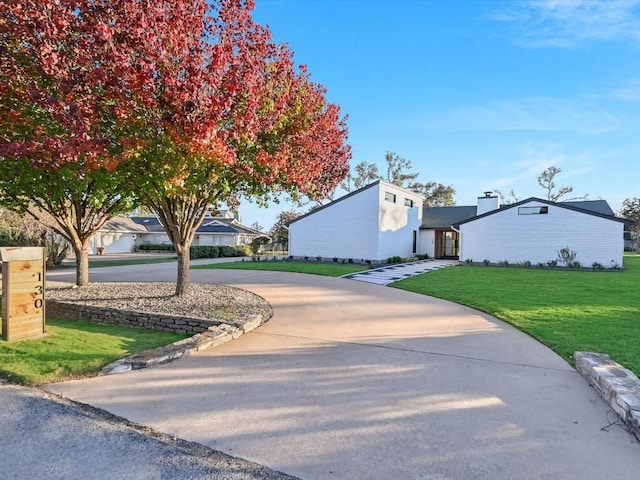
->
[289,182,630,268]
[88,216,147,255]
[89,211,261,254]
[289,180,424,261]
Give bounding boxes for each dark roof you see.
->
[455,197,627,227]
[125,217,260,235]
[130,217,166,232]
[101,217,148,233]
[562,200,614,216]
[420,206,477,229]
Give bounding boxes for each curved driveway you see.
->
[45,263,640,479]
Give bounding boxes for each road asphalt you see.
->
[1,380,298,480]
[6,259,640,479]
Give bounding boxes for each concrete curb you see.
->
[101,314,267,375]
[574,351,640,440]
[102,315,268,375]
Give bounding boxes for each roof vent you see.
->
[484,191,493,197]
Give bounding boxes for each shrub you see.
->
[483,259,490,266]
[498,259,509,267]
[216,246,236,257]
[387,256,403,264]
[233,245,251,256]
[415,253,430,260]
[592,262,604,271]
[464,258,473,265]
[518,260,532,268]
[138,243,175,252]
[557,247,577,267]
[190,246,219,259]
[536,262,546,269]
[333,257,338,263]
[546,259,558,268]
[567,260,582,270]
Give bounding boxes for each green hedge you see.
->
[137,243,249,258]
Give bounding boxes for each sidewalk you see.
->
[342,259,459,285]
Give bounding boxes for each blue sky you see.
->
[239,0,640,229]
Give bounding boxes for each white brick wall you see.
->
[377,184,423,259]
[289,183,381,260]
[459,201,624,267]
[289,181,424,261]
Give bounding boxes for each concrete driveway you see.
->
[45,263,640,479]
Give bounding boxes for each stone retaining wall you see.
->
[47,299,267,374]
[574,352,640,441]
[47,300,225,335]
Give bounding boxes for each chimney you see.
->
[477,191,500,215]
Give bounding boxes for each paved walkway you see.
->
[342,259,459,285]
[42,263,640,480]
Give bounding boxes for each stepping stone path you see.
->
[342,259,459,285]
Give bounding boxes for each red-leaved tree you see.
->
[117,0,351,295]
[1,0,350,294]
[0,0,142,286]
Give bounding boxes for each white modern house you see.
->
[289,181,629,268]
[289,180,424,261]
[456,194,627,267]
[89,210,261,254]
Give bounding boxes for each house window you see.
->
[518,206,548,215]
[404,198,414,208]
[385,192,396,203]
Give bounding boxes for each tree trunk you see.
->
[74,242,90,287]
[175,243,191,296]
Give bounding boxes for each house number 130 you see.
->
[34,272,43,308]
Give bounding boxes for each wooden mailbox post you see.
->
[1,247,46,341]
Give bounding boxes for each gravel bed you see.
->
[46,282,272,324]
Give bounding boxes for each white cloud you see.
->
[480,142,597,195]
[492,0,640,48]
[585,77,640,102]
[422,97,633,133]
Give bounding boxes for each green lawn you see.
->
[58,256,177,269]
[0,319,187,385]
[393,255,640,373]
[192,260,368,277]
[89,257,177,268]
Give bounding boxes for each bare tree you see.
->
[384,152,419,187]
[409,182,456,207]
[537,166,587,202]
[494,189,520,205]
[341,161,380,192]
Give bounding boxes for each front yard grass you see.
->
[0,318,187,385]
[192,260,368,277]
[88,257,177,268]
[393,254,640,373]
